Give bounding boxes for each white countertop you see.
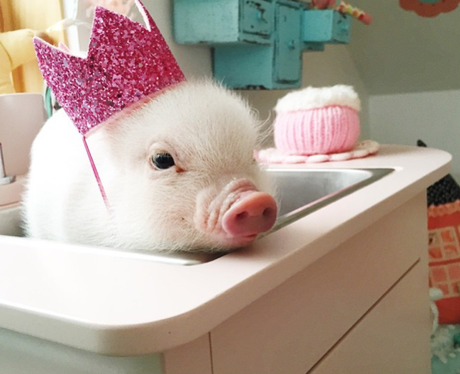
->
[0,145,452,355]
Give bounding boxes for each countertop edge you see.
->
[0,145,453,355]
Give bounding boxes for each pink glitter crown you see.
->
[34,0,185,135]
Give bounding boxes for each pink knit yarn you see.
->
[274,105,360,155]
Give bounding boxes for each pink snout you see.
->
[222,191,277,239]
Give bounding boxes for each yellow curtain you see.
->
[0,0,65,93]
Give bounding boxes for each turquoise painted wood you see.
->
[241,0,274,40]
[213,45,276,89]
[274,1,302,84]
[173,0,274,45]
[173,0,351,89]
[303,10,351,44]
[173,0,240,44]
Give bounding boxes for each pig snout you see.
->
[195,179,277,248]
[222,191,277,239]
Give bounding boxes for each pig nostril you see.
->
[222,191,278,238]
[263,208,274,217]
[236,211,249,221]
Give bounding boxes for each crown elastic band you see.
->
[34,0,186,208]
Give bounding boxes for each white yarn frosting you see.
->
[275,85,361,113]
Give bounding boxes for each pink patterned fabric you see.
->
[33,0,185,136]
[274,105,360,156]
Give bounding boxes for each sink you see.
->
[101,167,393,264]
[269,167,394,231]
[0,168,393,266]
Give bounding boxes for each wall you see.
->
[369,90,460,181]
[345,1,460,96]
[343,1,460,183]
[143,0,370,146]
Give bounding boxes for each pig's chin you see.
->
[204,233,259,252]
[140,225,258,253]
[168,230,258,253]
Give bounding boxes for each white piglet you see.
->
[22,80,278,252]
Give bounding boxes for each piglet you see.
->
[22,80,278,252]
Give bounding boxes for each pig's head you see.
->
[95,80,277,252]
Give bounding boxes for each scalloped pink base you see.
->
[256,140,379,164]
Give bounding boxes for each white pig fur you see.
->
[22,79,275,252]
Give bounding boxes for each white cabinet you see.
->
[310,261,430,374]
[207,192,431,374]
[0,193,432,374]
[0,145,449,373]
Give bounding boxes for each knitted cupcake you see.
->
[273,85,361,155]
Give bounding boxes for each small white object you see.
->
[274,85,361,113]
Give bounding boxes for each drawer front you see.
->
[241,0,274,37]
[274,3,302,83]
[210,193,427,374]
[309,261,431,374]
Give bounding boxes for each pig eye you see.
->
[151,152,175,170]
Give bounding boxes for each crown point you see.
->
[34,0,185,136]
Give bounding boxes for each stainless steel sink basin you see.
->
[269,168,394,232]
[117,167,393,265]
[1,168,393,265]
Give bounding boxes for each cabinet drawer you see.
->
[309,261,431,374]
[242,0,274,37]
[210,193,427,374]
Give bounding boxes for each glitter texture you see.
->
[34,0,185,135]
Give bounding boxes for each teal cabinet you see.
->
[213,45,275,89]
[173,0,274,45]
[303,10,351,44]
[173,0,351,89]
[241,0,274,39]
[275,2,302,84]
